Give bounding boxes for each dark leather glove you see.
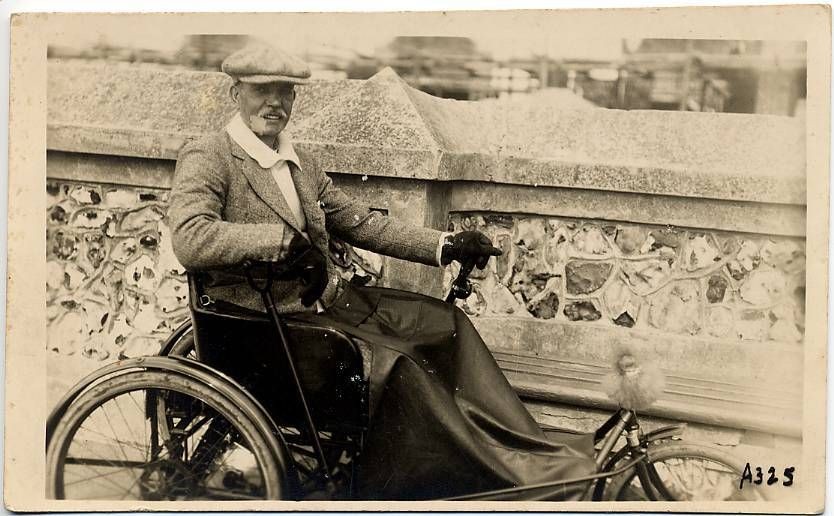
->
[284,234,329,307]
[440,230,502,269]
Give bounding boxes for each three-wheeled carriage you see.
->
[46,260,764,502]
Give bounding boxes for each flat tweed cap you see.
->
[222,43,311,84]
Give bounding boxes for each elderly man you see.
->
[169,42,593,500]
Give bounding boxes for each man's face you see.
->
[232,81,296,141]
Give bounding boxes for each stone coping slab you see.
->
[48,61,805,205]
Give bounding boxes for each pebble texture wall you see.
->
[46,180,382,360]
[47,177,806,361]
[444,213,805,344]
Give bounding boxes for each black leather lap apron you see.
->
[293,284,596,501]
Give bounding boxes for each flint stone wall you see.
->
[46,180,382,360]
[445,214,805,343]
[46,61,806,437]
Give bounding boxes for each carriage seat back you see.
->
[186,273,367,430]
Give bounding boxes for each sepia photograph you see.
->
[4,5,830,512]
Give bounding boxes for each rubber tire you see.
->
[46,369,284,500]
[167,329,196,358]
[605,441,767,501]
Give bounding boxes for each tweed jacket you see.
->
[168,128,443,314]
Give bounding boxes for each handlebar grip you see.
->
[244,257,310,294]
[444,258,478,304]
[243,260,273,294]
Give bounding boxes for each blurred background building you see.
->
[48,35,806,116]
[568,39,807,116]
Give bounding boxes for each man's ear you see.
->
[229,82,240,105]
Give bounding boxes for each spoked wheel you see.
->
[605,441,766,501]
[161,328,362,501]
[46,370,283,500]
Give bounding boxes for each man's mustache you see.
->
[257,110,287,119]
[249,113,286,135]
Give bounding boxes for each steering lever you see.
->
[243,259,336,491]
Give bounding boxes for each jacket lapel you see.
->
[229,137,304,234]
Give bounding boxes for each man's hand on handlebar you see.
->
[440,231,502,269]
[250,232,328,307]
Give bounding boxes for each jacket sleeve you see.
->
[167,140,289,270]
[316,169,443,266]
